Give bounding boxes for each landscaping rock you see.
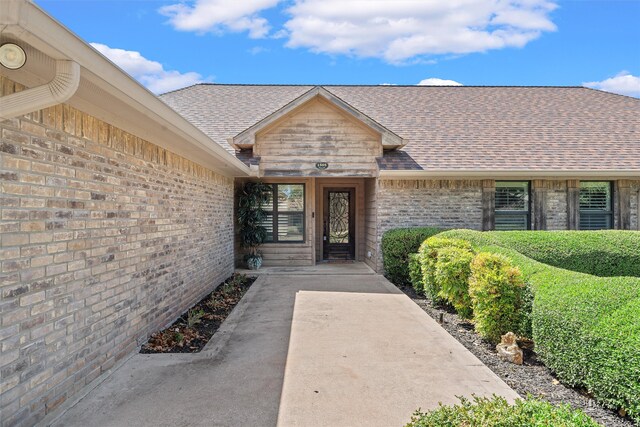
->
[496,332,523,365]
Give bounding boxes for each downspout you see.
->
[0,59,80,120]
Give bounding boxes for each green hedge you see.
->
[438,230,640,422]
[468,252,526,343]
[406,395,601,427]
[434,246,475,319]
[438,230,640,277]
[381,227,443,286]
[418,237,471,305]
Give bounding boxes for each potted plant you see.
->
[236,181,271,269]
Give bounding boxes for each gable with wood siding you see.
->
[255,96,382,177]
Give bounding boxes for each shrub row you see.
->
[381,227,443,286]
[438,230,640,277]
[416,237,527,342]
[437,230,640,422]
[405,395,601,427]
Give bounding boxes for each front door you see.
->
[323,188,355,260]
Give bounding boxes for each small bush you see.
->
[434,246,475,319]
[408,253,423,294]
[381,227,443,286]
[419,237,472,304]
[469,252,525,343]
[405,395,601,427]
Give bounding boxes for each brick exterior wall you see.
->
[375,179,483,271]
[374,178,640,273]
[546,180,568,230]
[0,79,234,426]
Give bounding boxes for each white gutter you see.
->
[0,59,80,120]
[379,170,640,178]
[1,0,251,177]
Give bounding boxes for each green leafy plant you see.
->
[186,308,205,328]
[437,229,640,420]
[434,246,475,319]
[236,181,272,266]
[437,229,640,278]
[381,227,444,286]
[173,331,184,346]
[468,252,525,343]
[408,253,423,294]
[405,395,601,427]
[418,237,472,305]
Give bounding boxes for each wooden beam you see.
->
[532,179,547,230]
[482,179,495,231]
[566,180,580,230]
[616,180,631,230]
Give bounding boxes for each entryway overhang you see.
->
[228,86,405,150]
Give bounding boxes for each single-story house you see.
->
[0,1,638,425]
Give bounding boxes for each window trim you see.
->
[579,181,614,230]
[494,180,531,231]
[262,183,306,244]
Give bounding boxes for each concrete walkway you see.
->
[47,266,518,427]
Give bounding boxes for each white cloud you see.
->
[90,43,207,94]
[159,0,281,38]
[284,0,558,63]
[583,71,640,98]
[417,78,462,86]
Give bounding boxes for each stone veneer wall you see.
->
[0,78,235,426]
[374,179,483,271]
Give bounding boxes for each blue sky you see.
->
[37,0,640,96]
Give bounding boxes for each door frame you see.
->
[322,188,356,260]
[315,179,365,263]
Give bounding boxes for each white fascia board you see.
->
[379,170,640,179]
[2,0,250,177]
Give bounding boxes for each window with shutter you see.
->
[260,184,305,243]
[495,181,530,230]
[579,181,613,230]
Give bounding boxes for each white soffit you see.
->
[0,0,250,177]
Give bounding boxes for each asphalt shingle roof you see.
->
[160,85,640,171]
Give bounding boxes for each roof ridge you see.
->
[179,83,587,88]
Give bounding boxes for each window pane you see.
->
[277,185,304,212]
[495,214,529,231]
[579,182,612,230]
[496,182,529,211]
[260,187,273,210]
[580,182,611,211]
[277,213,304,241]
[580,213,612,230]
[261,213,274,242]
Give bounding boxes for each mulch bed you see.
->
[401,286,634,427]
[140,274,256,354]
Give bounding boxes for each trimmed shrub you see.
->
[462,241,640,422]
[468,252,525,343]
[418,237,472,304]
[438,229,640,277]
[405,395,601,427]
[381,227,443,286]
[434,246,475,319]
[408,253,423,294]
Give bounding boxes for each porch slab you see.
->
[46,271,518,427]
[236,260,376,275]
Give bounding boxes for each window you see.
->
[579,181,613,230]
[261,184,305,243]
[495,181,530,230]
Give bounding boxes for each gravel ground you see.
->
[402,287,635,427]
